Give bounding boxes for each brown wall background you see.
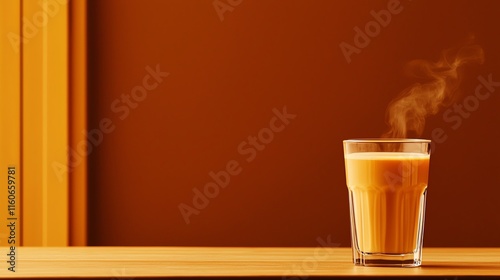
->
[87,0,500,246]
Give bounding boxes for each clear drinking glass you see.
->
[343,139,431,267]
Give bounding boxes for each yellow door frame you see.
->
[2,0,88,246]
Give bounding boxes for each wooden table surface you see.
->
[1,247,499,278]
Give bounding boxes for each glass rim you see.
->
[343,138,431,143]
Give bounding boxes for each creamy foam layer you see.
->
[345,152,429,160]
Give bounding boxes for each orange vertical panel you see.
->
[0,0,21,247]
[70,0,88,246]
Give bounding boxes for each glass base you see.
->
[353,250,422,267]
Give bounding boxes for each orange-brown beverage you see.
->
[343,140,431,267]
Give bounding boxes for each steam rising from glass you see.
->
[383,42,485,138]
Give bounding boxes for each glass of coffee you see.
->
[343,139,431,267]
